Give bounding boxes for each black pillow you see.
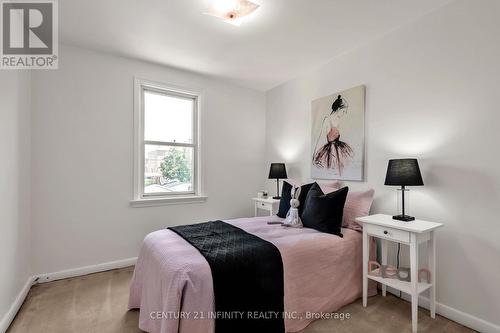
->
[301,183,349,237]
[276,182,313,218]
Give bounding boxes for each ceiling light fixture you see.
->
[205,0,260,26]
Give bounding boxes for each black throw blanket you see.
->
[169,221,285,333]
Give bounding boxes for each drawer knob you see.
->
[383,230,388,235]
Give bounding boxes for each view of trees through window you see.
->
[160,148,191,183]
[142,89,196,195]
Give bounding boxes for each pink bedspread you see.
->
[129,216,376,333]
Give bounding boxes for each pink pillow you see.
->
[289,180,341,194]
[319,181,342,194]
[286,179,303,188]
[342,189,375,230]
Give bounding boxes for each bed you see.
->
[128,214,376,333]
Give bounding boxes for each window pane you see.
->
[144,90,193,144]
[144,144,194,194]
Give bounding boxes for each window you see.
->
[132,79,205,206]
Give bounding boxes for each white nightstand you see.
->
[356,214,443,333]
[252,197,280,216]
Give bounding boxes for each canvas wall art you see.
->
[311,85,365,181]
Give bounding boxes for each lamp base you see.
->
[272,196,281,199]
[392,214,415,222]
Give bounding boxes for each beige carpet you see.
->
[7,267,474,333]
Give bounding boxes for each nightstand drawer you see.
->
[257,201,272,210]
[253,198,280,216]
[365,224,410,243]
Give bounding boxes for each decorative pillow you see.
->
[318,181,342,193]
[343,189,375,230]
[277,181,292,218]
[301,183,348,237]
[276,182,313,218]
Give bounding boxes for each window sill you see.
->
[130,195,208,208]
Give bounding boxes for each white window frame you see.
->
[131,78,206,207]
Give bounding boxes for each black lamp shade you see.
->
[384,159,424,186]
[268,163,287,179]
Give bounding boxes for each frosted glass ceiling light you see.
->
[205,0,260,26]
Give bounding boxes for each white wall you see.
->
[30,45,266,274]
[0,72,32,326]
[266,0,500,328]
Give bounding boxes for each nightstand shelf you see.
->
[368,269,432,295]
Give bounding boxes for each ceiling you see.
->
[60,0,452,91]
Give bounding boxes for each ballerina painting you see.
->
[311,85,365,181]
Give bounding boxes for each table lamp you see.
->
[268,163,287,199]
[384,159,424,221]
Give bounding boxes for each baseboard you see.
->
[385,287,500,333]
[35,257,137,283]
[0,276,36,333]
